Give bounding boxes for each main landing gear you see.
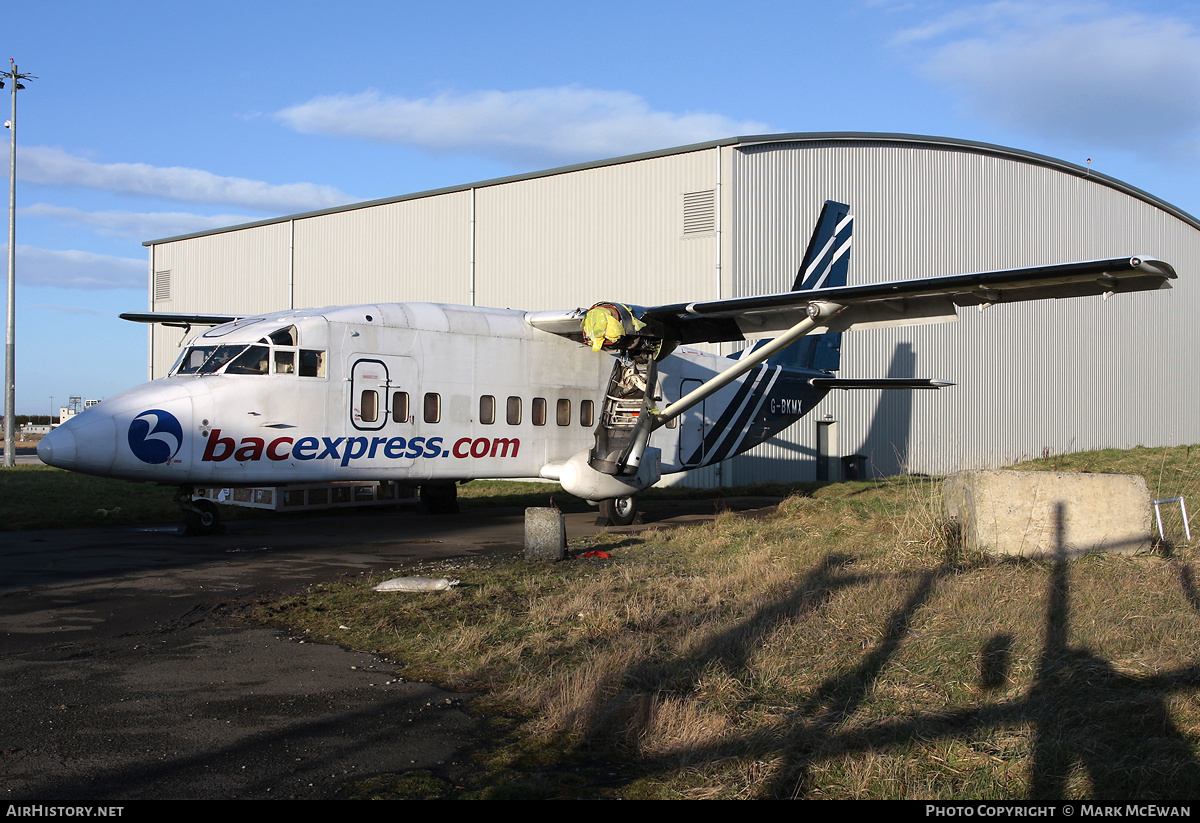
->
[177,487,221,535]
[599,495,639,527]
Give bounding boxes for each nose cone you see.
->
[38,425,76,467]
[37,413,117,475]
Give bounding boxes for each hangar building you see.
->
[142,132,1200,485]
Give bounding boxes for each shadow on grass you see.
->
[515,501,1200,799]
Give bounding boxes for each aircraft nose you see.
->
[38,425,77,467]
[38,414,117,474]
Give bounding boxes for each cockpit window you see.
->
[195,344,249,374]
[200,317,264,338]
[171,338,325,379]
[269,326,297,346]
[299,349,325,377]
[224,345,269,375]
[273,350,295,374]
[175,346,218,374]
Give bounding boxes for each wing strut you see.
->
[597,303,840,479]
[606,302,845,477]
[657,302,845,427]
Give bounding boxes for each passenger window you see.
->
[361,391,378,423]
[666,415,677,429]
[556,399,571,426]
[580,399,595,427]
[532,397,546,426]
[506,396,521,425]
[299,349,325,377]
[392,391,410,423]
[480,395,496,425]
[424,393,441,424]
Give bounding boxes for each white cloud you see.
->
[30,303,117,317]
[7,245,145,290]
[892,2,1091,46]
[276,86,769,166]
[22,204,256,241]
[16,146,356,213]
[897,3,1200,157]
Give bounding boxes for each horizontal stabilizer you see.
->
[809,377,953,390]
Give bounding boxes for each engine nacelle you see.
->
[542,447,661,501]
[579,301,672,358]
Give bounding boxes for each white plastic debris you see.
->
[373,577,459,592]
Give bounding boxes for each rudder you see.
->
[768,200,853,372]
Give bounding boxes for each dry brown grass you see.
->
[257,446,1200,799]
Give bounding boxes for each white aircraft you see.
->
[37,202,1176,532]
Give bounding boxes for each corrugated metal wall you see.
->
[292,192,474,308]
[724,140,1200,482]
[473,149,721,311]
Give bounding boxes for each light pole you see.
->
[2,60,34,467]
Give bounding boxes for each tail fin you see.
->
[792,200,853,291]
[767,200,852,372]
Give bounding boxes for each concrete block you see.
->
[524,507,566,561]
[943,470,1152,558]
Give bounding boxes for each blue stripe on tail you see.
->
[768,200,852,372]
[793,200,853,292]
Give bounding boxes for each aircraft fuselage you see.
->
[38,302,828,492]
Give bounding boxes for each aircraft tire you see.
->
[184,498,220,535]
[600,495,638,526]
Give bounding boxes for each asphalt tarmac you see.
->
[0,497,775,800]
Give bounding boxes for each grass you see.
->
[0,465,799,531]
[253,445,1200,799]
[0,465,183,530]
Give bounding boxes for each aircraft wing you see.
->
[527,256,1175,345]
[120,312,242,329]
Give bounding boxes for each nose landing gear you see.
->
[177,487,221,535]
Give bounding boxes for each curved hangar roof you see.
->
[145,131,1200,245]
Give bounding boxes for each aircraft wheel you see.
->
[600,495,638,526]
[184,498,220,535]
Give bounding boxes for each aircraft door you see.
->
[678,377,711,467]
[351,358,389,432]
[350,356,418,432]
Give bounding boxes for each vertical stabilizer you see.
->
[768,200,852,372]
[792,200,853,291]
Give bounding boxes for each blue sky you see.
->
[5,0,1200,413]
